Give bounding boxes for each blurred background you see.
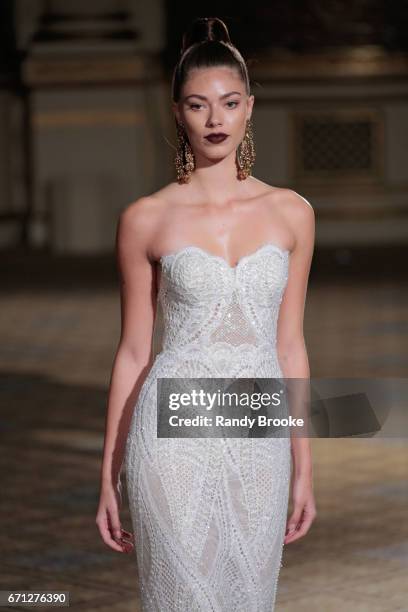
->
[1,1,407,611]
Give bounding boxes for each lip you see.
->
[205,133,229,143]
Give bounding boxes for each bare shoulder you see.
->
[275,189,315,253]
[251,178,314,217]
[117,195,164,260]
[120,181,182,229]
[120,195,159,227]
[272,187,314,218]
[272,188,314,231]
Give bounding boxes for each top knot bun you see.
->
[172,16,250,104]
[181,17,232,54]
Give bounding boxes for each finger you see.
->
[285,509,303,536]
[284,525,306,543]
[117,529,135,553]
[284,521,304,543]
[102,532,124,552]
[97,510,126,552]
[284,513,314,543]
[119,536,133,547]
[97,520,125,552]
[107,508,123,542]
[284,531,297,544]
[121,529,135,541]
[122,542,135,554]
[295,512,315,537]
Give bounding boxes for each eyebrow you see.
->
[183,91,242,102]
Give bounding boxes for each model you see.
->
[97,16,316,612]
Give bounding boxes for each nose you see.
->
[206,109,222,128]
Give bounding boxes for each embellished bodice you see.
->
[156,243,290,377]
[125,246,292,612]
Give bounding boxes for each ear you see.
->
[247,94,254,121]
[173,102,181,125]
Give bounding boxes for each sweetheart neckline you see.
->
[159,242,290,271]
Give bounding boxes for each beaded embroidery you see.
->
[125,244,292,611]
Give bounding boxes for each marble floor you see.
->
[0,246,407,611]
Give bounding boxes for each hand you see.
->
[96,479,135,554]
[284,472,316,544]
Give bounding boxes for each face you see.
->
[173,66,254,161]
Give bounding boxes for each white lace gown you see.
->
[125,243,292,611]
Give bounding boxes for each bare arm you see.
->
[276,190,316,543]
[100,199,157,489]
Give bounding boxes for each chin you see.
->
[204,146,234,158]
[206,153,229,163]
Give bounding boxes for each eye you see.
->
[226,100,239,108]
[189,103,203,110]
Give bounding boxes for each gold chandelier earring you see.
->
[174,121,195,184]
[236,118,256,180]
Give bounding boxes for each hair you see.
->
[171,17,251,103]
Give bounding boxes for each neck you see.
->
[187,149,252,205]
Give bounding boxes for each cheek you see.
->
[225,111,246,133]
[185,117,204,140]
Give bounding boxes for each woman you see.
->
[96,16,316,611]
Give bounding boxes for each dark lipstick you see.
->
[205,133,229,143]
